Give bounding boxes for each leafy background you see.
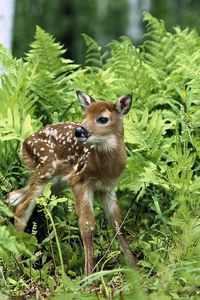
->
[1,13,200,299]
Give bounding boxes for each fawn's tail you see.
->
[6,187,29,207]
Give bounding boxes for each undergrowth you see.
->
[1,13,200,299]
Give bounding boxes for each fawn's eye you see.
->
[97,117,109,124]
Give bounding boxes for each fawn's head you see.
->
[75,91,132,149]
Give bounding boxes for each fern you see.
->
[120,109,172,192]
[26,26,80,123]
[125,109,172,155]
[0,57,40,175]
[82,34,106,68]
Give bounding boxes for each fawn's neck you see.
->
[88,135,126,182]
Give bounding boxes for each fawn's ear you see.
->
[76,91,96,110]
[115,94,132,115]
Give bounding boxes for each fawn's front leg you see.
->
[100,190,137,267]
[71,183,95,276]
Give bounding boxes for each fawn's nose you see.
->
[75,126,89,139]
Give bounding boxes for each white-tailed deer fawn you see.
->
[7,91,136,275]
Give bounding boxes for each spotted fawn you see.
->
[7,91,136,275]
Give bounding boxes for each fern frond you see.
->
[143,12,166,41]
[125,109,172,157]
[26,26,80,123]
[0,44,18,73]
[82,34,106,68]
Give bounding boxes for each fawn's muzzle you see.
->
[75,126,89,140]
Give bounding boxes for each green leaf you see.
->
[21,114,34,138]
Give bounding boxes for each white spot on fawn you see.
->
[52,161,57,169]
[44,172,53,178]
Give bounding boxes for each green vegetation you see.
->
[1,13,200,299]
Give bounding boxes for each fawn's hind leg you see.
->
[14,181,45,231]
[14,165,56,231]
[100,190,137,267]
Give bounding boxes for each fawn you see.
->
[7,91,136,275]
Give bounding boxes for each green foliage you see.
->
[1,13,200,299]
[26,26,80,124]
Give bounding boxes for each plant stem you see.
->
[45,207,66,279]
